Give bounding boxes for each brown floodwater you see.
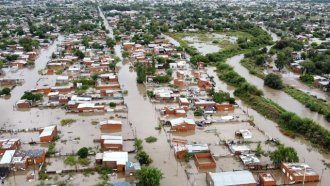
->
[207,65,330,186]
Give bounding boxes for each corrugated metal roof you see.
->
[208,171,256,186]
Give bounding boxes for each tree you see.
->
[213,92,230,103]
[106,38,116,48]
[136,150,152,165]
[264,73,283,89]
[136,64,146,83]
[275,52,286,71]
[301,60,316,74]
[73,49,85,60]
[194,108,204,116]
[135,166,163,186]
[0,88,11,96]
[21,91,43,101]
[77,147,89,158]
[270,145,299,167]
[255,142,263,157]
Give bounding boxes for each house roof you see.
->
[208,171,256,186]
[100,120,122,125]
[39,125,56,138]
[102,151,128,165]
[0,150,15,165]
[169,117,195,126]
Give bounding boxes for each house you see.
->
[206,170,257,186]
[239,154,260,165]
[194,152,216,169]
[194,100,216,109]
[0,139,21,154]
[235,129,252,139]
[259,173,276,186]
[0,150,15,167]
[228,143,251,155]
[280,162,319,184]
[179,97,190,106]
[96,151,128,172]
[100,120,122,130]
[77,103,105,112]
[163,106,188,117]
[100,135,123,151]
[174,144,210,159]
[167,117,196,132]
[12,149,46,169]
[215,103,235,112]
[125,161,141,176]
[39,125,57,142]
[198,78,213,91]
[15,99,32,109]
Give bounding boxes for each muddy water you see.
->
[99,9,190,185]
[227,54,330,129]
[0,36,64,128]
[116,63,189,185]
[207,65,330,186]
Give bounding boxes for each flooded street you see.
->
[99,8,190,185]
[207,64,330,186]
[0,36,64,129]
[226,54,330,129]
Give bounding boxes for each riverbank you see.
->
[240,56,330,122]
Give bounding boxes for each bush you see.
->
[145,136,157,143]
[135,167,163,186]
[0,88,11,96]
[264,73,283,89]
[21,91,43,101]
[77,147,89,158]
[299,74,314,84]
[64,156,77,166]
[61,119,76,126]
[134,138,143,151]
[109,102,116,107]
[136,150,152,165]
[194,108,204,116]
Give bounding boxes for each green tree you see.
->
[270,145,299,167]
[135,166,163,186]
[136,150,152,165]
[106,38,116,48]
[213,92,230,103]
[0,88,11,96]
[255,142,263,157]
[77,147,89,158]
[264,73,283,89]
[21,91,43,101]
[136,64,146,83]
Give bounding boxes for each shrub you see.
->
[145,136,157,143]
[136,151,152,165]
[109,102,116,107]
[264,73,283,89]
[77,147,89,158]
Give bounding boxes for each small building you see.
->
[235,129,252,139]
[39,125,57,142]
[228,143,251,155]
[174,144,210,159]
[96,151,128,172]
[194,152,216,170]
[259,173,276,186]
[206,170,257,186]
[15,99,32,109]
[125,161,141,176]
[100,120,122,130]
[215,103,235,112]
[0,139,21,154]
[100,135,123,151]
[167,117,196,132]
[0,150,15,167]
[280,162,319,184]
[179,97,189,106]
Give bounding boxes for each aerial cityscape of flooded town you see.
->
[0,0,330,185]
